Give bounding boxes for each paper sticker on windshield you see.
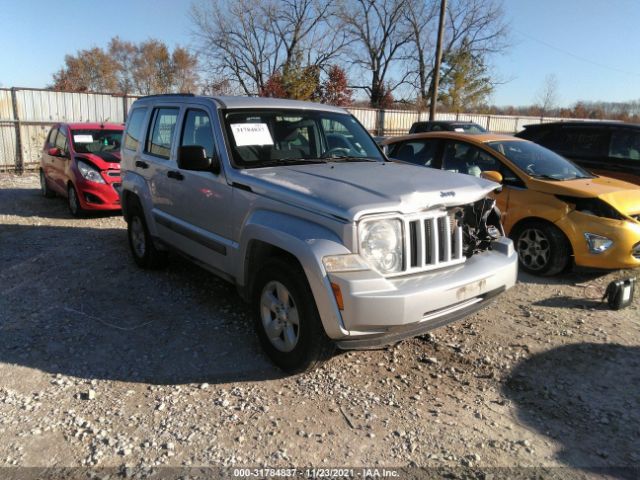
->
[230,123,273,146]
[454,128,465,132]
[74,134,94,143]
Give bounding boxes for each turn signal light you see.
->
[331,282,344,311]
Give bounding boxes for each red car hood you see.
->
[75,151,121,171]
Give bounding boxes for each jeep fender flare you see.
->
[121,172,159,238]
[237,210,352,339]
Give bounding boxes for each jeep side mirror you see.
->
[178,145,215,172]
[481,170,503,184]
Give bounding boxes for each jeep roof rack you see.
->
[138,93,195,99]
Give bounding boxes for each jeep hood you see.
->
[530,176,640,215]
[238,162,498,221]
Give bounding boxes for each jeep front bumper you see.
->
[327,237,518,349]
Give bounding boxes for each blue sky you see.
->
[1,0,639,107]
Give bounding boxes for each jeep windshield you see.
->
[223,109,384,168]
[487,140,594,181]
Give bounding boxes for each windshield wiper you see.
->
[249,158,328,168]
[320,155,381,163]
[530,173,562,181]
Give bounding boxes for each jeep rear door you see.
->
[139,106,181,241]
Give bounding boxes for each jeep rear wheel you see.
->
[253,258,334,373]
[126,200,167,269]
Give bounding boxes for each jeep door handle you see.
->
[167,170,184,181]
[135,160,149,169]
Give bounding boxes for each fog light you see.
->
[584,233,613,254]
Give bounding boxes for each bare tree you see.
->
[405,0,508,108]
[190,0,344,95]
[337,0,413,107]
[403,0,439,108]
[535,73,559,117]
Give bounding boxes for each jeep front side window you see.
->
[181,109,215,158]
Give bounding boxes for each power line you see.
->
[514,28,640,78]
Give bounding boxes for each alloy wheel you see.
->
[260,281,300,353]
[130,216,146,258]
[517,228,551,271]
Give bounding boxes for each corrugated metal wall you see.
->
[0,88,138,172]
[0,87,590,172]
[0,89,17,170]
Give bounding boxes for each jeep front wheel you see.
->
[253,258,334,373]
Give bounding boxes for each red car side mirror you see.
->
[48,147,61,157]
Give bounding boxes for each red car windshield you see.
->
[71,130,123,154]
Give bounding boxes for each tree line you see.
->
[51,0,508,111]
[191,0,507,109]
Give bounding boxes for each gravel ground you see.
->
[0,173,639,478]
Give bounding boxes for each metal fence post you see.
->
[514,117,519,134]
[122,94,129,122]
[377,109,385,136]
[486,115,491,131]
[10,87,23,174]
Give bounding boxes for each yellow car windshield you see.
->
[488,140,593,181]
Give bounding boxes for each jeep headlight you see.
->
[359,218,403,274]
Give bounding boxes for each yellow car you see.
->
[383,132,640,275]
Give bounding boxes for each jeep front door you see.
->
[168,107,233,272]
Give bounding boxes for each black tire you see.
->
[126,199,168,269]
[67,184,84,217]
[253,258,335,373]
[511,220,571,276]
[40,170,55,198]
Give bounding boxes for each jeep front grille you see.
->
[400,211,465,275]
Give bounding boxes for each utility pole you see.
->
[429,0,447,121]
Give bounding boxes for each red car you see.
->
[39,122,124,216]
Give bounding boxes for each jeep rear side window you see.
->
[124,108,147,151]
[146,108,179,159]
[181,109,215,158]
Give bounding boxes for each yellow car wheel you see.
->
[512,221,571,276]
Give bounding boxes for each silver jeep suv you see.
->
[120,94,518,372]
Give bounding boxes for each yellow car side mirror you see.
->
[481,170,503,184]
